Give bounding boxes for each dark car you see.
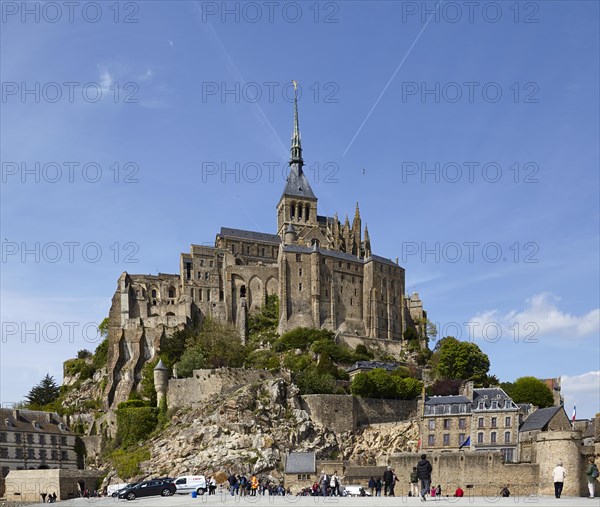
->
[118,479,176,500]
[111,483,139,498]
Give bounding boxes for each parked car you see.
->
[118,479,176,500]
[109,483,138,497]
[174,475,207,495]
[343,485,371,497]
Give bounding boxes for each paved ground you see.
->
[41,495,600,507]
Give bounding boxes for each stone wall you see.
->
[3,469,104,503]
[167,368,291,408]
[300,395,417,432]
[355,398,418,426]
[301,395,356,433]
[389,452,539,497]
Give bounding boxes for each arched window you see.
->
[240,285,246,298]
[168,287,176,298]
[290,203,295,219]
[305,204,310,221]
[298,204,303,220]
[151,289,157,298]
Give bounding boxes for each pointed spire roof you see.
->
[154,359,167,371]
[281,81,316,201]
[290,80,302,167]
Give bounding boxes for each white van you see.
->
[174,475,207,495]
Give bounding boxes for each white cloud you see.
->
[469,292,599,342]
[138,69,154,81]
[562,371,600,419]
[98,69,113,93]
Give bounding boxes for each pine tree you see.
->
[25,374,60,407]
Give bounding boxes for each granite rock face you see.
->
[136,377,418,482]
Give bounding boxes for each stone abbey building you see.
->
[106,92,427,407]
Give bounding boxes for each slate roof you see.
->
[425,395,471,406]
[472,388,517,409]
[281,165,317,200]
[519,406,563,432]
[0,409,73,435]
[219,227,281,245]
[370,255,400,268]
[285,452,316,474]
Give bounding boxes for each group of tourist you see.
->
[286,453,598,500]
[39,492,58,503]
[227,473,290,496]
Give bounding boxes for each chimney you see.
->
[46,413,53,423]
[461,381,474,401]
[12,409,20,421]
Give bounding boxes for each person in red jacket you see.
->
[454,487,464,497]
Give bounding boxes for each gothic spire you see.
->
[290,80,303,170]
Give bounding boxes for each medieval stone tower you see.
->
[104,84,428,408]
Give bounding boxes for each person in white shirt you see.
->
[552,461,567,499]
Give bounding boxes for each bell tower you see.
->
[277,81,318,239]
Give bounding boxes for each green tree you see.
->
[350,369,422,399]
[294,366,336,394]
[176,346,207,378]
[140,357,160,405]
[274,327,334,352]
[244,349,280,370]
[77,349,92,359]
[509,377,554,408]
[25,374,60,407]
[93,338,109,369]
[369,368,398,398]
[500,381,515,398]
[248,294,279,345]
[354,344,374,360]
[432,336,490,383]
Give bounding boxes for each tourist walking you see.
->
[586,457,599,498]
[552,461,566,498]
[416,454,432,502]
[383,466,394,496]
[375,478,382,496]
[228,473,238,496]
[319,470,329,496]
[410,467,419,497]
[368,476,376,496]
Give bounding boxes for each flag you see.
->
[459,436,470,449]
[572,405,576,423]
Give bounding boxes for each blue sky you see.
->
[1,1,598,417]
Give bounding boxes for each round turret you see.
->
[535,430,583,497]
[284,223,296,244]
[153,359,169,407]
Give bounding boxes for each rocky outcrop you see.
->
[135,377,418,482]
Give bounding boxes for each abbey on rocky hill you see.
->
[106,87,427,407]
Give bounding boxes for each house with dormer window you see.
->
[420,382,521,462]
[0,409,79,478]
